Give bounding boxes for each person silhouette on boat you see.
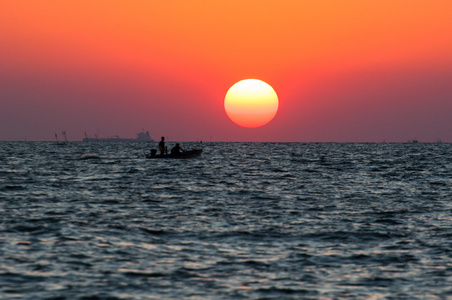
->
[171,143,184,155]
[158,136,166,155]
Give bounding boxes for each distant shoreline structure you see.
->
[83,130,154,142]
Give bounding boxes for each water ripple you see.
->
[1,142,452,299]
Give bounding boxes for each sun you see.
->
[224,79,279,128]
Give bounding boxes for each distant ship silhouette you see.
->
[83,130,154,142]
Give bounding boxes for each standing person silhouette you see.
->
[158,137,166,155]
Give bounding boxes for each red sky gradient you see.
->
[1,1,451,142]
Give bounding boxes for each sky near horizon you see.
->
[1,1,451,142]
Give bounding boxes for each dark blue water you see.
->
[1,142,452,299]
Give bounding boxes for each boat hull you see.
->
[146,149,203,159]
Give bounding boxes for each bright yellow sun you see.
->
[224,79,279,128]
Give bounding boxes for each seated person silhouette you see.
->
[171,143,184,155]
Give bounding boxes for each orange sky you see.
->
[1,1,451,142]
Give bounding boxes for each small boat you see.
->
[146,149,203,159]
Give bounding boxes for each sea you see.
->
[1,141,451,299]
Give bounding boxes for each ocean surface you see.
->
[1,141,452,299]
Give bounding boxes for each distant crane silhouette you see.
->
[62,131,68,142]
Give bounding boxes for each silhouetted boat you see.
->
[146,149,203,159]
